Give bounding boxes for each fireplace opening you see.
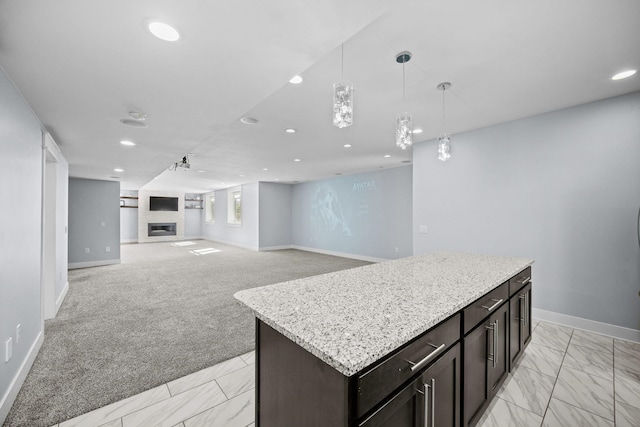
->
[148,222,177,237]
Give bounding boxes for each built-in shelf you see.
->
[185,193,204,210]
[120,192,139,208]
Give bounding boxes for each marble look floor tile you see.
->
[184,389,254,427]
[615,400,640,427]
[615,339,640,376]
[570,330,613,354]
[215,365,255,399]
[516,342,565,378]
[496,365,555,416]
[60,385,171,427]
[615,368,640,409]
[530,322,572,352]
[167,356,247,396]
[476,397,542,427]
[98,420,123,427]
[542,397,612,427]
[122,379,228,427]
[240,350,255,365]
[552,365,614,421]
[562,342,613,380]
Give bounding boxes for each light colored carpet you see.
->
[4,240,370,427]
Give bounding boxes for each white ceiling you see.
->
[1,0,639,193]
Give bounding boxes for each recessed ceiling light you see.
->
[274,178,280,181]
[147,21,180,42]
[128,111,147,121]
[240,117,258,124]
[263,168,269,171]
[120,140,136,146]
[114,168,124,172]
[289,75,303,84]
[285,128,296,133]
[401,160,411,163]
[412,128,423,134]
[344,144,352,148]
[611,70,637,80]
[384,154,391,158]
[197,170,205,173]
[239,174,246,177]
[293,158,301,162]
[120,119,148,128]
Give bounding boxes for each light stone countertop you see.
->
[234,251,533,376]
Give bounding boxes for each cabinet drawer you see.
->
[509,266,532,296]
[463,281,508,335]
[355,313,460,419]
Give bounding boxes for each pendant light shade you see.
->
[333,44,353,128]
[395,51,412,150]
[437,82,452,161]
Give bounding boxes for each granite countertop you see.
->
[234,251,533,376]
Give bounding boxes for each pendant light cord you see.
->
[442,87,446,133]
[402,62,406,101]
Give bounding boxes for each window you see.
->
[227,186,242,225]
[205,193,215,223]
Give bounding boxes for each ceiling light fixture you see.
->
[128,111,147,121]
[413,128,423,134]
[120,140,136,146]
[384,154,391,158]
[294,158,301,162]
[114,168,124,172]
[240,117,258,124]
[333,43,354,128]
[289,75,303,84]
[437,82,452,161]
[395,51,413,150]
[263,168,269,171]
[611,70,637,80]
[285,128,296,133]
[169,155,190,171]
[343,144,352,148]
[148,21,180,42]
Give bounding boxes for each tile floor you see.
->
[49,321,640,427]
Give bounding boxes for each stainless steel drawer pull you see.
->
[408,343,446,372]
[518,276,531,285]
[481,298,504,312]
[485,320,498,368]
[425,378,435,427]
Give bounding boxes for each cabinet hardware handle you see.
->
[519,294,526,324]
[494,319,499,368]
[485,323,495,366]
[427,378,435,427]
[481,298,503,312]
[423,382,429,427]
[408,343,446,372]
[525,293,528,326]
[518,276,531,285]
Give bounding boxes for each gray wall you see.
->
[292,166,413,260]
[259,182,293,249]
[185,208,203,238]
[413,91,640,331]
[202,183,259,250]
[120,207,138,243]
[68,178,120,267]
[0,67,43,423]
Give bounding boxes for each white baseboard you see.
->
[532,308,640,343]
[0,330,43,425]
[290,245,388,263]
[68,259,121,270]
[54,281,69,316]
[259,245,294,251]
[205,238,259,252]
[120,238,138,244]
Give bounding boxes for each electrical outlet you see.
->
[85,248,90,254]
[16,324,20,344]
[5,337,12,362]
[419,225,428,234]
[106,246,110,253]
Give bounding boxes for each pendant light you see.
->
[333,44,354,128]
[437,82,452,161]
[395,51,412,150]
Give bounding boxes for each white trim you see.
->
[68,259,121,270]
[290,245,387,263]
[206,238,259,252]
[120,239,138,244]
[54,281,69,316]
[259,245,294,251]
[532,308,640,343]
[0,331,43,425]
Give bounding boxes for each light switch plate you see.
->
[419,225,428,234]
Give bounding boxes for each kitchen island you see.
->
[235,251,533,427]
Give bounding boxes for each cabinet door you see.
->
[358,377,422,427]
[463,302,509,427]
[487,303,509,394]
[420,343,460,427]
[509,282,532,371]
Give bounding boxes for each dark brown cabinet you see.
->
[360,343,461,427]
[463,301,509,427]
[509,281,532,370]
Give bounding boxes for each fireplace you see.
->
[148,222,177,237]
